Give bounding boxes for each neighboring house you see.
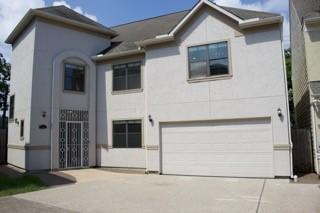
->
[290,0,320,175]
[5,0,292,178]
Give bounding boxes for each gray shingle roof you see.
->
[100,4,280,57]
[36,6,116,34]
[99,10,189,55]
[222,6,279,20]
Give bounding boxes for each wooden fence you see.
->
[0,129,8,165]
[291,129,314,174]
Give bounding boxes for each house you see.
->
[5,0,292,178]
[290,0,320,175]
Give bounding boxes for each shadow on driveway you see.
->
[0,165,76,187]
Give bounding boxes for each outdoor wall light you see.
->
[148,115,153,123]
[277,108,282,118]
[42,111,47,118]
[14,118,19,125]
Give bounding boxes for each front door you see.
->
[66,122,82,168]
[59,109,89,169]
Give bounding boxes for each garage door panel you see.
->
[163,142,272,152]
[161,118,274,178]
[162,131,271,144]
[164,164,271,177]
[163,152,273,163]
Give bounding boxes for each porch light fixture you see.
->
[42,111,47,118]
[148,115,153,123]
[277,108,282,118]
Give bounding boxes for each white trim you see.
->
[304,17,320,25]
[133,0,283,48]
[92,49,145,62]
[239,16,283,29]
[169,0,242,37]
[135,35,174,47]
[6,8,117,44]
[51,51,96,170]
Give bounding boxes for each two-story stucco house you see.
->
[5,0,292,178]
[290,0,320,175]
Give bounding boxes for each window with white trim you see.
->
[64,63,85,92]
[188,41,229,79]
[113,120,142,148]
[113,62,141,91]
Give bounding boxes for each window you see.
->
[113,62,141,91]
[64,63,85,92]
[188,41,229,79]
[113,120,142,148]
[20,120,24,139]
[9,95,15,119]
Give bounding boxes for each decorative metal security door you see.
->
[59,109,89,169]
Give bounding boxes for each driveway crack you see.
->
[256,179,266,213]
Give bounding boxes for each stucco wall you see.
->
[8,21,37,169]
[18,19,110,170]
[144,6,291,175]
[96,55,146,168]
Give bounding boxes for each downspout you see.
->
[50,61,55,171]
[280,23,294,178]
[95,63,98,168]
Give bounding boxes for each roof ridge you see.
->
[110,9,190,28]
[35,5,66,10]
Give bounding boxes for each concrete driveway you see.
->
[2,169,320,213]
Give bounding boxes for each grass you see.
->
[0,174,46,197]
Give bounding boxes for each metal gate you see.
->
[59,109,89,169]
[0,129,8,165]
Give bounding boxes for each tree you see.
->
[285,49,295,127]
[0,53,11,128]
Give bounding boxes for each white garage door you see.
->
[161,118,274,178]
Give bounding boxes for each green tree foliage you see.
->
[0,53,10,128]
[285,49,295,126]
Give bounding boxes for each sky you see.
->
[0,0,289,61]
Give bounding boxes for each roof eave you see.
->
[134,16,283,48]
[6,9,118,44]
[239,16,283,29]
[304,16,320,25]
[168,0,243,37]
[133,1,283,48]
[135,35,175,47]
[92,49,145,62]
[5,9,34,44]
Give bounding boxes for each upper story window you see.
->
[64,63,85,92]
[113,62,141,92]
[188,41,229,79]
[9,95,15,120]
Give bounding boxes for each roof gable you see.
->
[96,0,281,61]
[6,6,117,44]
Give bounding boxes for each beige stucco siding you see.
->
[96,55,146,168]
[145,6,291,175]
[9,19,111,170]
[8,21,37,169]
